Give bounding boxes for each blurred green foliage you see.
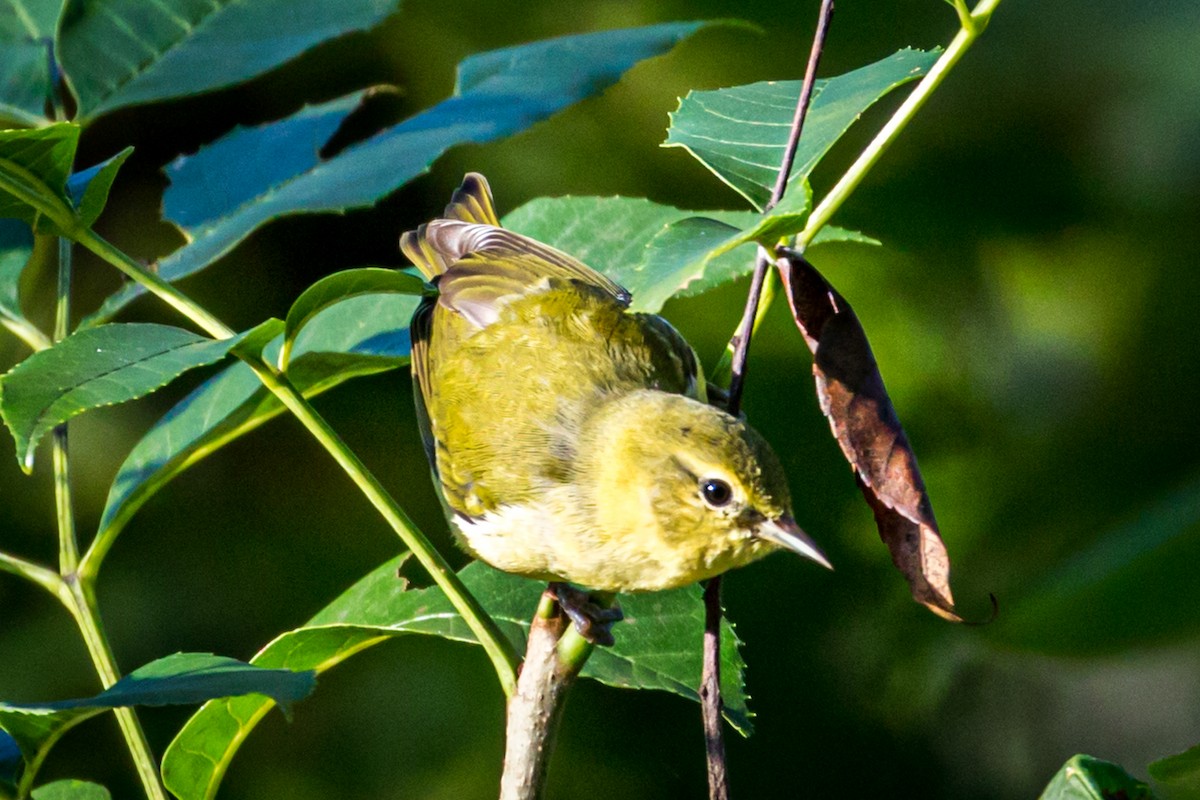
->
[2,0,1198,798]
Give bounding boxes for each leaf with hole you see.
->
[163,556,749,800]
[0,653,314,796]
[665,48,940,209]
[503,194,873,313]
[0,323,243,472]
[89,21,722,324]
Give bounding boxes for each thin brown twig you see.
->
[703,4,835,799]
[726,0,835,417]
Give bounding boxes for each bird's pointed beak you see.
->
[757,515,833,570]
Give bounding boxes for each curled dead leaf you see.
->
[775,247,960,621]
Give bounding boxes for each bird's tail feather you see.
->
[400,173,499,280]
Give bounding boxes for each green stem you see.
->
[54,237,78,574]
[709,267,780,388]
[0,550,67,601]
[241,358,520,696]
[63,578,167,800]
[0,315,51,351]
[798,0,1003,249]
[70,227,235,340]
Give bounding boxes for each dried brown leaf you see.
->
[776,249,959,621]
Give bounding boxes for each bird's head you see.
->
[578,391,831,587]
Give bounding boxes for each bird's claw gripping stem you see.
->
[548,582,623,646]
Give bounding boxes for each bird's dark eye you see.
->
[701,479,733,508]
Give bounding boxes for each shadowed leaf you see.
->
[776,249,958,620]
[0,653,314,795]
[0,219,35,332]
[1037,754,1155,800]
[58,0,401,121]
[163,556,749,800]
[90,22,720,323]
[1149,743,1200,798]
[66,147,133,228]
[0,0,63,127]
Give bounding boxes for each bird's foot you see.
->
[548,582,624,647]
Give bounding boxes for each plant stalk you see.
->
[53,236,78,574]
[705,5,834,797]
[500,596,593,800]
[241,358,520,696]
[797,0,1003,249]
[64,579,167,800]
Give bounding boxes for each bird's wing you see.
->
[409,298,438,470]
[400,172,630,306]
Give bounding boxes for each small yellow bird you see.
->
[403,174,829,638]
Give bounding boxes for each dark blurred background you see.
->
[3,0,1199,797]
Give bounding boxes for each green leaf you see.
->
[1037,754,1155,800]
[0,0,64,127]
[0,123,78,232]
[995,474,1200,655]
[0,219,34,328]
[504,195,874,312]
[664,48,941,209]
[281,267,428,370]
[65,147,133,228]
[58,0,400,121]
[0,323,242,471]
[163,557,748,800]
[31,780,112,800]
[89,21,720,324]
[94,294,418,563]
[1150,743,1200,798]
[0,653,314,795]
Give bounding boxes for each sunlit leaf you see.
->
[0,653,314,794]
[504,195,873,312]
[0,0,63,127]
[1037,754,1155,800]
[31,780,112,800]
[664,48,940,209]
[281,267,428,369]
[0,124,78,232]
[94,294,418,561]
[163,556,749,800]
[58,0,401,121]
[90,21,721,323]
[0,323,243,471]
